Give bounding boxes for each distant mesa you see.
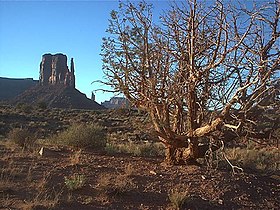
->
[1,53,105,110]
[0,77,38,100]
[102,97,130,109]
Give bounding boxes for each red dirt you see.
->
[0,143,279,210]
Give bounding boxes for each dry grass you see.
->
[124,163,135,177]
[168,186,189,210]
[69,149,82,166]
[225,145,279,173]
[7,128,37,150]
[0,146,62,210]
[97,172,137,197]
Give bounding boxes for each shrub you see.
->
[64,174,86,190]
[16,103,33,113]
[168,187,188,210]
[37,101,47,109]
[53,123,107,149]
[97,173,136,196]
[225,146,279,172]
[8,128,36,150]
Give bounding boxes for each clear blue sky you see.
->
[0,0,264,103]
[0,0,170,103]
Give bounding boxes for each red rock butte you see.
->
[39,53,75,88]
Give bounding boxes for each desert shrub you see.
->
[225,146,279,172]
[105,142,164,157]
[37,101,47,110]
[8,128,36,149]
[53,123,107,149]
[64,173,86,190]
[97,173,136,196]
[123,163,135,177]
[16,103,33,113]
[168,187,188,210]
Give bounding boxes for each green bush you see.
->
[64,174,86,190]
[53,123,107,149]
[8,128,36,149]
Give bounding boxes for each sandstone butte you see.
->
[8,53,105,110]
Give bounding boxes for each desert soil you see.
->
[0,143,279,210]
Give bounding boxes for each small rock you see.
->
[149,170,157,175]
[38,147,56,157]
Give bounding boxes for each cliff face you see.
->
[39,53,75,87]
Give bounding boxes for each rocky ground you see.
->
[0,105,279,209]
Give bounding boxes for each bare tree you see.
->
[101,0,279,165]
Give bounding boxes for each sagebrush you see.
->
[52,123,107,149]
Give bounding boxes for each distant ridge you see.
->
[0,77,38,100]
[11,84,105,110]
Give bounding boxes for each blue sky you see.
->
[0,0,170,103]
[0,0,269,103]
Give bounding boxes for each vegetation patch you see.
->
[51,123,107,149]
[8,128,36,150]
[97,172,136,196]
[168,186,188,210]
[225,145,279,173]
[64,173,86,191]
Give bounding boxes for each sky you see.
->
[0,0,170,103]
[0,0,271,104]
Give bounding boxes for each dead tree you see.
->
[101,0,279,165]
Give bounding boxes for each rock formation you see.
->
[39,53,75,88]
[101,97,130,109]
[0,77,38,101]
[7,53,105,110]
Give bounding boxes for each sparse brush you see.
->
[64,173,86,191]
[124,163,134,177]
[22,187,63,210]
[52,123,107,150]
[7,128,36,150]
[97,173,136,196]
[113,174,136,195]
[225,146,279,172]
[0,159,24,182]
[168,187,188,210]
[69,149,82,165]
[16,103,33,114]
[37,101,47,110]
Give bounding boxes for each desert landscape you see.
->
[0,104,279,210]
[0,0,279,209]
